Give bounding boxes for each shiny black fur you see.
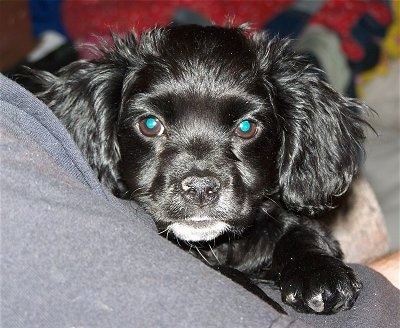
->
[26,25,369,314]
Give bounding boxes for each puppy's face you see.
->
[117,27,280,241]
[34,25,367,242]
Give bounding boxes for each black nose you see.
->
[181,176,221,206]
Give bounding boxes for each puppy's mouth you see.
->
[168,216,231,242]
[137,172,254,242]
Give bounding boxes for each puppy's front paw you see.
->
[279,255,362,314]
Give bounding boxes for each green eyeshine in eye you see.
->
[239,120,251,133]
[145,117,158,130]
[139,116,164,137]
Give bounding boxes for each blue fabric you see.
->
[29,0,67,37]
[350,12,389,73]
[263,9,310,39]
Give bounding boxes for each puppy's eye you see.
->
[139,116,165,137]
[235,120,258,139]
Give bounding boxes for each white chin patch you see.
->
[169,218,230,242]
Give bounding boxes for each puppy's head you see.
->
[31,25,369,241]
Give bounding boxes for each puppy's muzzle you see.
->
[181,175,221,206]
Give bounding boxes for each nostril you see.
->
[181,176,220,205]
[205,186,216,195]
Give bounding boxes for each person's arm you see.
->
[369,251,400,289]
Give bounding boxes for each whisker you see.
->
[264,195,281,208]
[195,246,211,265]
[157,227,169,235]
[262,208,281,224]
[188,244,194,253]
[208,244,221,265]
[126,186,150,200]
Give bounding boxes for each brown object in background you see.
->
[328,177,390,264]
[0,0,37,71]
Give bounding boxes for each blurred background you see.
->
[1,0,398,254]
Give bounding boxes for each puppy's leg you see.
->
[195,209,361,314]
[266,218,362,314]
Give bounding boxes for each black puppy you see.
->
[27,25,369,314]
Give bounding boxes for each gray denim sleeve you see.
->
[1,74,399,328]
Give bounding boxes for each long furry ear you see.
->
[25,32,140,195]
[255,34,370,216]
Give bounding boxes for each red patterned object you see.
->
[62,0,293,41]
[62,0,392,66]
[310,0,392,61]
